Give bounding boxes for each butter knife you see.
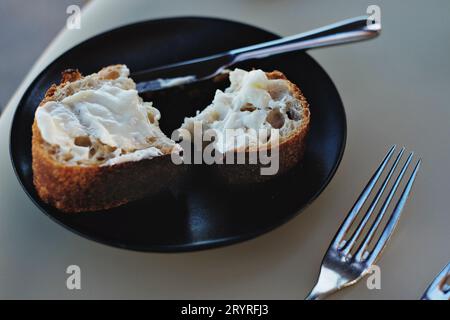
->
[133,15,381,93]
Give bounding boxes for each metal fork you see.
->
[421,261,450,300]
[306,145,421,300]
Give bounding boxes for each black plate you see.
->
[10,17,346,252]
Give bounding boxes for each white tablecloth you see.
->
[0,0,449,299]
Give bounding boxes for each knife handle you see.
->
[230,16,381,63]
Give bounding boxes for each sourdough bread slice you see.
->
[32,65,180,212]
[181,68,310,184]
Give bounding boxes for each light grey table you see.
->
[0,0,449,299]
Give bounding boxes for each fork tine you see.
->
[366,158,421,265]
[440,263,450,295]
[341,147,405,255]
[435,262,450,292]
[332,145,396,248]
[422,262,450,299]
[443,263,450,284]
[354,152,413,260]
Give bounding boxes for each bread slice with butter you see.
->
[32,65,181,212]
[181,68,310,184]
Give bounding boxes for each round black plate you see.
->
[10,17,346,252]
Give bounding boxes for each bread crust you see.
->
[32,68,179,213]
[214,70,310,184]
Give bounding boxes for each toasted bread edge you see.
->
[214,70,310,184]
[32,68,179,213]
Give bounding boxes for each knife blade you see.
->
[133,53,233,93]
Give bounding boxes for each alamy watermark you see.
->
[66,265,81,290]
[367,5,381,25]
[366,264,381,290]
[66,5,81,30]
[170,122,280,176]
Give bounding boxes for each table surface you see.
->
[1,0,449,299]
[0,0,83,109]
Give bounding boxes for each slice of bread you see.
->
[181,68,310,184]
[32,65,181,212]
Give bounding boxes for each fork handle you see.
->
[231,16,381,63]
